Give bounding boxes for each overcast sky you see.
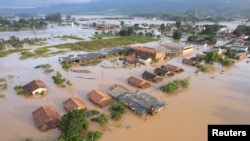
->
[0,0,93,7]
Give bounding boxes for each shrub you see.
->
[109,102,126,120]
[91,114,109,127]
[196,64,208,72]
[52,71,65,84]
[160,77,190,93]
[14,85,23,95]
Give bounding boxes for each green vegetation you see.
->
[109,102,126,120]
[204,50,235,66]
[45,13,62,22]
[58,109,90,141]
[85,131,103,141]
[61,35,84,40]
[34,63,52,69]
[0,83,8,90]
[62,63,72,73]
[52,71,66,85]
[54,36,157,51]
[172,29,182,39]
[92,31,116,40]
[80,60,102,67]
[89,109,100,116]
[233,25,250,37]
[0,94,5,98]
[160,77,190,93]
[34,47,50,54]
[20,51,35,60]
[220,58,235,66]
[204,51,220,63]
[0,78,8,90]
[196,64,208,72]
[91,114,109,127]
[0,16,47,31]
[14,85,23,95]
[224,48,237,58]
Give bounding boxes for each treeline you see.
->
[0,36,45,48]
[0,16,47,31]
[233,25,250,37]
[0,13,62,31]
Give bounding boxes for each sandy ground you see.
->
[1,49,250,141]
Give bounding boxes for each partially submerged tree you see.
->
[58,109,89,140]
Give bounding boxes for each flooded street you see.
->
[1,49,250,141]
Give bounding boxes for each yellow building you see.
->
[160,42,194,56]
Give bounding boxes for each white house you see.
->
[231,45,249,52]
[22,80,47,96]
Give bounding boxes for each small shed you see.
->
[196,53,206,60]
[154,68,175,77]
[87,90,115,107]
[164,64,184,73]
[63,97,87,112]
[142,71,164,83]
[182,58,198,66]
[22,80,47,96]
[127,76,151,89]
[32,106,60,131]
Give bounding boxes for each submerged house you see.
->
[32,106,60,131]
[87,90,114,108]
[160,42,194,56]
[162,64,184,73]
[131,45,165,60]
[108,85,166,116]
[22,80,47,96]
[123,56,140,67]
[127,76,151,89]
[142,71,164,83]
[182,58,198,66]
[154,68,175,77]
[63,97,87,112]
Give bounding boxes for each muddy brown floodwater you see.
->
[1,51,250,141]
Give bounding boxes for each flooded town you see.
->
[1,10,250,141]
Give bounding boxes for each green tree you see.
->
[109,102,126,120]
[204,51,220,63]
[160,23,165,32]
[176,20,181,28]
[62,62,72,74]
[172,29,182,39]
[120,21,124,26]
[58,109,89,140]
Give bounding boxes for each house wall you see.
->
[155,51,165,60]
[32,88,47,95]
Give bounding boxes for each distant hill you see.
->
[1,0,250,17]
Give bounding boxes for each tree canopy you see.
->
[172,29,182,39]
[58,109,89,140]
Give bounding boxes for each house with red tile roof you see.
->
[87,90,114,107]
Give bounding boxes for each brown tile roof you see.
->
[164,64,184,73]
[182,58,198,66]
[22,80,46,96]
[32,106,60,131]
[63,97,87,112]
[128,76,151,89]
[87,90,114,107]
[142,71,164,83]
[132,45,159,54]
